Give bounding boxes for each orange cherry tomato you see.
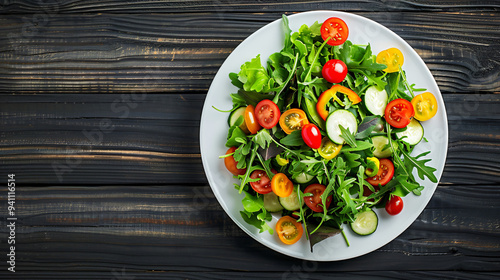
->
[271,173,294,197]
[279,109,309,134]
[244,105,261,134]
[276,216,303,245]
[376,48,404,73]
[224,147,246,176]
[411,92,438,121]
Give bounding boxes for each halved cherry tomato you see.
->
[255,99,281,129]
[244,105,261,134]
[366,158,394,186]
[385,195,403,215]
[304,184,332,213]
[411,92,438,121]
[271,173,294,197]
[376,48,404,73]
[317,85,361,121]
[321,17,349,46]
[279,109,309,134]
[276,216,303,245]
[322,59,348,84]
[224,147,246,176]
[318,137,342,160]
[301,123,322,149]
[384,98,415,128]
[249,169,277,194]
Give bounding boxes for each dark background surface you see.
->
[0,1,499,279]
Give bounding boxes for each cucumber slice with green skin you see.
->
[293,172,314,184]
[350,210,378,236]
[278,187,304,211]
[326,109,358,144]
[263,192,284,212]
[372,135,396,158]
[228,107,246,127]
[364,86,388,116]
[396,119,424,145]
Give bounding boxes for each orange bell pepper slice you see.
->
[316,85,362,121]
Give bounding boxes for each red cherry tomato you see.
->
[255,99,281,129]
[366,158,394,186]
[249,169,277,194]
[304,184,332,213]
[224,147,246,176]
[321,17,349,46]
[385,195,403,215]
[322,59,348,84]
[384,98,415,128]
[301,123,322,149]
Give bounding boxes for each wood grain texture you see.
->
[1,93,499,185]
[1,0,500,14]
[0,183,498,276]
[1,12,499,94]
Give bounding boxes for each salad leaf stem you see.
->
[399,66,414,99]
[238,145,259,194]
[341,229,350,247]
[303,37,330,83]
[272,53,299,104]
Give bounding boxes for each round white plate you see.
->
[200,11,448,261]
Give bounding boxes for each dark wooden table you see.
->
[1,1,499,279]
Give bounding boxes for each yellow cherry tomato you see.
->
[279,109,309,134]
[365,157,380,177]
[376,48,404,73]
[411,92,438,121]
[318,137,342,160]
[271,173,294,197]
[275,154,289,166]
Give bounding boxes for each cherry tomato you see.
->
[276,216,303,245]
[255,99,281,129]
[279,109,309,134]
[376,48,404,73]
[224,147,246,176]
[271,173,294,197]
[318,137,342,160]
[304,184,332,213]
[249,169,277,194]
[244,105,261,134]
[301,123,322,149]
[366,158,394,186]
[384,98,415,128]
[322,59,348,84]
[321,17,349,46]
[411,92,438,121]
[385,195,403,215]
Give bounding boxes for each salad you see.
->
[218,15,439,251]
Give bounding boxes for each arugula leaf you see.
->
[400,148,438,183]
[339,125,357,148]
[280,130,305,146]
[341,140,373,152]
[253,129,273,149]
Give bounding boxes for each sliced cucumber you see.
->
[228,107,246,127]
[364,86,388,116]
[326,109,358,144]
[293,172,314,184]
[263,192,284,213]
[350,210,378,236]
[372,135,395,158]
[279,187,303,211]
[396,119,424,145]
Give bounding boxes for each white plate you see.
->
[200,11,448,261]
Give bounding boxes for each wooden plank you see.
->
[1,0,499,14]
[0,12,499,94]
[0,184,498,274]
[1,93,499,185]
